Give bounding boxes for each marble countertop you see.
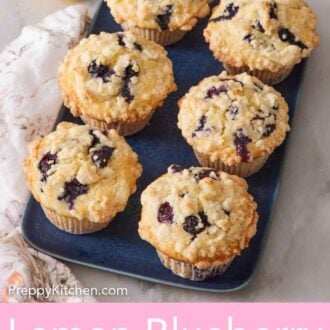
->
[2,0,330,302]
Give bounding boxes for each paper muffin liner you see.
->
[157,250,233,281]
[223,63,294,85]
[194,150,269,178]
[122,23,187,46]
[42,206,111,235]
[81,112,153,136]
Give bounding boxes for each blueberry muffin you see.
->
[138,165,258,281]
[106,0,211,46]
[24,122,142,234]
[178,72,290,177]
[204,0,320,85]
[58,32,177,135]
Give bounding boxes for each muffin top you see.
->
[58,32,177,123]
[139,165,258,268]
[204,0,320,72]
[106,0,211,31]
[178,72,290,165]
[24,122,142,223]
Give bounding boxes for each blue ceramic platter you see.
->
[22,1,306,292]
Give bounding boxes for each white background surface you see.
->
[1,0,330,302]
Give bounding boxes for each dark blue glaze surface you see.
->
[22,1,306,292]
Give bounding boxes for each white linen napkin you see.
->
[0,4,96,302]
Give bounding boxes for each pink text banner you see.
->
[0,303,329,330]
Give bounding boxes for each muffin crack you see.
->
[117,33,126,47]
[252,20,265,33]
[88,129,101,151]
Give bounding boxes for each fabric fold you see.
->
[0,4,96,302]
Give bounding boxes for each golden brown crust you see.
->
[24,122,142,223]
[58,32,177,125]
[204,0,320,73]
[178,71,290,166]
[138,166,259,268]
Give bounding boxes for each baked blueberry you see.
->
[183,212,210,238]
[88,60,114,83]
[117,33,126,47]
[210,3,239,22]
[91,146,115,168]
[169,164,183,174]
[155,5,173,31]
[205,85,228,99]
[38,152,57,182]
[183,216,199,237]
[134,43,143,51]
[278,28,307,50]
[158,202,174,224]
[269,2,278,20]
[234,129,252,162]
[252,110,269,121]
[263,124,276,137]
[120,64,139,103]
[88,130,101,151]
[58,179,88,210]
[192,115,208,137]
[194,169,217,181]
[228,104,239,120]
